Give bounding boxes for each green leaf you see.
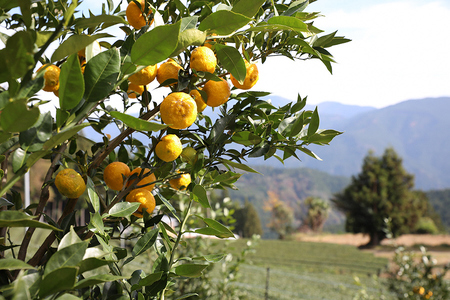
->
[56,294,82,300]
[193,253,226,263]
[175,293,199,300]
[232,0,265,18]
[220,159,259,174]
[157,192,180,222]
[63,0,78,27]
[12,148,28,173]
[19,112,53,152]
[11,270,32,300]
[0,211,61,231]
[86,177,100,213]
[212,171,241,185]
[307,107,319,136]
[88,212,105,235]
[195,218,234,238]
[131,271,163,291]
[58,226,82,251]
[109,111,167,132]
[42,123,91,151]
[232,131,262,146]
[59,54,85,110]
[51,33,111,62]
[44,241,88,276]
[174,264,208,278]
[132,227,159,257]
[84,48,120,102]
[282,0,309,16]
[215,44,246,84]
[199,10,251,35]
[131,22,181,66]
[191,185,210,209]
[4,31,34,80]
[0,258,35,271]
[75,14,126,29]
[0,98,40,133]
[74,274,127,290]
[108,202,140,217]
[39,266,78,298]
[267,16,309,32]
[298,146,322,161]
[78,257,112,274]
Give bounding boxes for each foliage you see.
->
[426,189,450,232]
[0,0,348,298]
[332,148,439,246]
[234,199,263,238]
[414,218,439,235]
[304,196,330,232]
[387,246,450,300]
[263,191,295,239]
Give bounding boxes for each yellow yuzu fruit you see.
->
[127,167,156,192]
[128,64,157,85]
[126,0,152,30]
[169,173,191,190]
[202,78,230,107]
[127,82,145,98]
[189,89,207,113]
[160,92,197,129]
[156,59,183,86]
[103,162,131,191]
[190,46,217,73]
[126,188,156,217]
[230,60,259,90]
[38,64,60,92]
[55,168,86,198]
[155,134,183,162]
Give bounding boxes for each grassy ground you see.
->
[213,238,397,300]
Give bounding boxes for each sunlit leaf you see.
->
[215,44,246,84]
[232,0,265,18]
[132,227,159,257]
[109,111,167,132]
[59,54,84,110]
[51,33,111,62]
[199,10,251,35]
[0,258,35,271]
[108,202,140,217]
[39,267,78,298]
[0,98,40,133]
[74,274,127,290]
[44,241,88,275]
[191,185,210,208]
[174,263,208,278]
[0,210,61,231]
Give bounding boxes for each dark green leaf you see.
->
[0,210,61,231]
[59,54,85,110]
[19,112,53,152]
[199,10,251,35]
[267,16,309,32]
[195,218,234,238]
[157,192,180,222]
[249,142,270,158]
[0,98,40,133]
[220,159,259,173]
[307,107,319,136]
[282,0,309,16]
[212,172,241,185]
[44,241,88,275]
[131,22,181,66]
[74,274,127,290]
[84,48,120,102]
[86,177,100,213]
[108,202,140,217]
[191,185,210,208]
[0,258,35,271]
[39,267,78,298]
[78,257,112,274]
[4,31,34,80]
[51,33,111,62]
[109,111,167,132]
[12,148,28,172]
[75,15,126,29]
[132,227,159,257]
[215,44,246,84]
[231,131,262,146]
[174,264,208,278]
[131,271,163,291]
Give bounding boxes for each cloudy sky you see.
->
[257,0,450,108]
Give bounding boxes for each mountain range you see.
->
[251,96,450,190]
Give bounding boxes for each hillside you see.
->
[228,165,350,238]
[251,97,450,190]
[426,189,450,231]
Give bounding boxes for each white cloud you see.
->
[257,1,450,108]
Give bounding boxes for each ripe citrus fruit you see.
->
[190,46,217,74]
[127,82,145,98]
[203,78,230,107]
[127,167,156,192]
[180,146,198,165]
[129,64,157,85]
[160,92,197,129]
[155,134,183,162]
[230,60,259,90]
[38,64,60,92]
[156,59,183,86]
[189,89,207,113]
[126,0,152,30]
[169,173,191,190]
[103,162,131,191]
[55,168,86,198]
[203,33,218,49]
[126,188,156,217]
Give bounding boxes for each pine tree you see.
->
[332,148,433,246]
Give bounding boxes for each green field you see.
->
[212,239,396,300]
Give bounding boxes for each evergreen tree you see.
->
[304,197,330,232]
[234,200,263,238]
[332,148,433,246]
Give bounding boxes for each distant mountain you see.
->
[253,97,450,190]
